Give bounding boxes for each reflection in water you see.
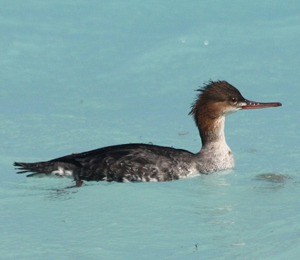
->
[45,188,79,201]
[255,173,291,183]
[254,173,291,191]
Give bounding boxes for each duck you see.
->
[14,80,282,186]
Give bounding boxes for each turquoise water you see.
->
[1,1,300,259]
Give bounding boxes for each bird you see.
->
[14,80,282,186]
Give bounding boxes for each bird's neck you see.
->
[198,115,227,147]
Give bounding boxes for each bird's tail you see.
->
[14,161,70,177]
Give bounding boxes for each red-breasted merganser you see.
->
[14,80,281,186]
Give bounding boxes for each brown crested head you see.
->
[189,80,245,124]
[189,80,282,126]
[189,80,282,144]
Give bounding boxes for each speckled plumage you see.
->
[14,80,281,185]
[15,144,197,182]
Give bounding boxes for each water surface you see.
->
[1,1,300,259]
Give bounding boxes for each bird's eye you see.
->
[230,97,237,104]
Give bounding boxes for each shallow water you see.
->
[1,1,300,259]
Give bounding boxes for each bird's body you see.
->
[14,80,281,186]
